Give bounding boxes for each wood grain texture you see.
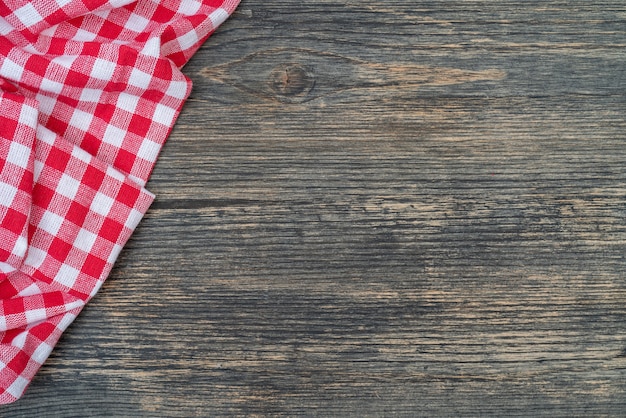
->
[4,0,626,416]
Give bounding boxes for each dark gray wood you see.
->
[4,0,626,415]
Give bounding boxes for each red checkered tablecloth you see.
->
[0,0,239,403]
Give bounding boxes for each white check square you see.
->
[12,3,42,28]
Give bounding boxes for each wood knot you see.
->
[268,63,314,101]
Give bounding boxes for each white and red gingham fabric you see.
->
[0,0,239,403]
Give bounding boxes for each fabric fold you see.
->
[0,0,239,403]
[0,85,37,277]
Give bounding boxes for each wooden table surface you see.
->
[5,0,626,416]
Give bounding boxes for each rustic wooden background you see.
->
[5,0,626,415]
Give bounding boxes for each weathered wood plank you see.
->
[4,0,626,416]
